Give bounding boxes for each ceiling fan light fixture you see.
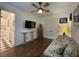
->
[38,9,42,14]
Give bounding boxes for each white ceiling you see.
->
[3,2,79,17]
[5,2,79,12]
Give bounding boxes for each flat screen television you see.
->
[25,20,36,28]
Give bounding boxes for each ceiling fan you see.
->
[31,2,50,14]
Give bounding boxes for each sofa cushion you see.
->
[43,44,65,57]
[43,35,79,57]
[43,36,67,57]
[78,46,79,56]
[63,38,78,57]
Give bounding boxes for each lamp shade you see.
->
[62,26,68,33]
[59,25,69,33]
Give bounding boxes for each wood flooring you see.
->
[0,38,52,57]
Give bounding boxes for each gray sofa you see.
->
[43,35,79,57]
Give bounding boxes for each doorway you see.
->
[0,10,15,52]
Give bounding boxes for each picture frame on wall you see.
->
[74,15,79,22]
[60,17,67,23]
[73,15,79,27]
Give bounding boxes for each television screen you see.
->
[25,20,36,28]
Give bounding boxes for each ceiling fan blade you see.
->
[45,10,50,12]
[32,3,39,9]
[32,10,38,13]
[44,3,49,8]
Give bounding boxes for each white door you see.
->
[0,10,15,51]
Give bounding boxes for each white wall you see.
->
[39,3,78,40]
[0,3,39,46]
[39,15,59,39]
[39,13,71,40]
[72,5,79,45]
[58,12,72,37]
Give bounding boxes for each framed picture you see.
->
[74,15,79,22]
[73,15,79,27]
[60,17,67,23]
